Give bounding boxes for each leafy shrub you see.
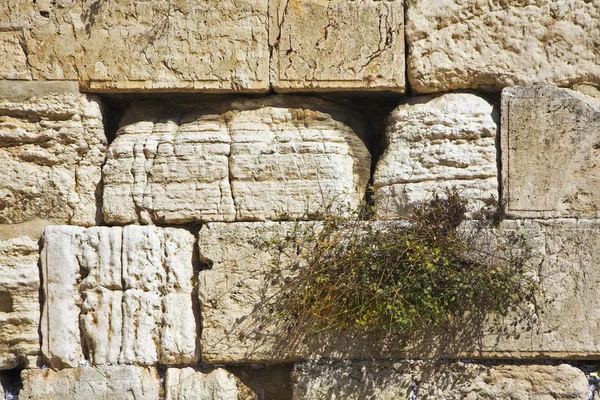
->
[268,189,539,333]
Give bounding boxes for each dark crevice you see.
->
[0,368,23,399]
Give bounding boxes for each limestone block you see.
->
[165,368,255,400]
[292,361,588,400]
[270,0,405,92]
[406,0,600,93]
[502,86,600,218]
[20,366,161,400]
[0,235,40,370]
[198,219,600,363]
[0,81,106,226]
[80,0,269,92]
[41,225,198,367]
[103,97,370,224]
[374,93,498,217]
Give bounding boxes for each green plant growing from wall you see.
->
[265,189,539,334]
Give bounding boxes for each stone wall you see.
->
[1,0,600,399]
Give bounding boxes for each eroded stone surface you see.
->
[502,86,600,218]
[0,235,40,370]
[292,361,588,400]
[0,1,269,92]
[374,93,498,217]
[198,220,600,363]
[103,97,370,224]
[165,368,255,400]
[20,366,161,400]
[41,226,197,367]
[406,0,600,93]
[270,0,405,92]
[0,82,106,226]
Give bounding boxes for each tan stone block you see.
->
[20,366,161,400]
[406,0,600,93]
[165,368,255,400]
[502,86,600,218]
[271,0,405,92]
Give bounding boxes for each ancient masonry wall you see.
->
[1,0,600,399]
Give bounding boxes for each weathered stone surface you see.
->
[292,361,588,400]
[502,86,600,218]
[0,235,40,370]
[20,366,161,400]
[0,1,269,92]
[41,226,198,367]
[198,219,600,363]
[270,0,405,92]
[165,367,255,400]
[406,0,600,93]
[0,82,106,226]
[374,93,498,217]
[103,97,370,224]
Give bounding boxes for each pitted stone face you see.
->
[40,226,198,368]
[502,86,600,218]
[406,0,600,93]
[102,97,371,224]
[374,93,498,217]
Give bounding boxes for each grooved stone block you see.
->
[292,361,588,400]
[406,0,600,93]
[0,82,106,226]
[502,86,600,218]
[270,0,405,92]
[103,97,370,224]
[374,93,498,217]
[0,235,41,370]
[41,226,198,368]
[197,220,600,363]
[20,366,161,400]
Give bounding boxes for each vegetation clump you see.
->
[269,189,538,333]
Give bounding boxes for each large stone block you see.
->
[0,235,40,370]
[103,97,371,224]
[406,0,600,93]
[197,219,600,363]
[0,0,270,92]
[292,361,588,400]
[374,93,498,217]
[270,0,405,92]
[20,366,161,400]
[165,368,254,400]
[502,86,600,218]
[41,225,198,368]
[0,81,106,226]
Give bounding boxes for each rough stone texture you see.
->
[103,97,370,224]
[270,0,405,92]
[198,219,600,363]
[292,361,588,400]
[0,235,40,370]
[0,81,106,226]
[406,0,600,93]
[165,368,255,400]
[41,225,198,368]
[502,86,600,218]
[0,1,269,92]
[20,366,161,400]
[374,93,498,217]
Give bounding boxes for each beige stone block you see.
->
[270,0,405,92]
[165,367,255,400]
[103,97,370,224]
[197,219,600,363]
[502,86,600,218]
[406,0,600,93]
[0,236,40,370]
[41,225,198,367]
[0,82,106,226]
[20,366,161,400]
[374,93,498,217]
[292,361,588,400]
